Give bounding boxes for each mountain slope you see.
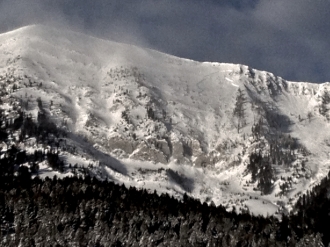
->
[1,25,330,216]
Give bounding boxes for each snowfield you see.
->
[1,25,330,216]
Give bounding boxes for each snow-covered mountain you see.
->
[1,25,330,216]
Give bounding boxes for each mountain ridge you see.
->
[1,25,330,216]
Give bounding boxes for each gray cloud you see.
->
[0,0,329,82]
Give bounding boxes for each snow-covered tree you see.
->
[320,89,330,120]
[233,88,246,133]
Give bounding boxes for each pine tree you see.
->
[320,89,330,120]
[233,88,246,133]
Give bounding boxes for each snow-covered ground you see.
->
[1,25,330,216]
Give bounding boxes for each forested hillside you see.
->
[0,147,328,246]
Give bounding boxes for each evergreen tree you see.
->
[320,89,330,119]
[233,88,246,133]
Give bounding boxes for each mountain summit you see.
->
[1,25,330,216]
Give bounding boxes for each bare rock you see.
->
[130,142,167,164]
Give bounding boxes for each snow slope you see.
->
[1,25,330,216]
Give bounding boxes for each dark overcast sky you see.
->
[0,0,329,83]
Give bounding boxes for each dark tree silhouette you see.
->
[233,88,247,133]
